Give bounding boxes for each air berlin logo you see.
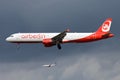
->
[21,34,45,39]
[102,21,111,32]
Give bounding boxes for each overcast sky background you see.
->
[0,0,120,80]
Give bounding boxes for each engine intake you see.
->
[42,38,53,47]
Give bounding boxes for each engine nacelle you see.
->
[42,38,53,47]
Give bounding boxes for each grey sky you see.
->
[0,0,120,80]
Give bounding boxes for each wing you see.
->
[42,29,70,49]
[52,29,70,49]
[52,29,70,42]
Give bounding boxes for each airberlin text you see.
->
[21,34,45,39]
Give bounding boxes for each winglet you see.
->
[66,29,70,32]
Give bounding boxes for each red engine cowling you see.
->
[42,38,53,47]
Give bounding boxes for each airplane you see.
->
[6,18,114,49]
[42,63,56,67]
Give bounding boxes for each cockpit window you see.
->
[10,35,14,37]
[10,36,13,37]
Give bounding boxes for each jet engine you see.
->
[42,38,54,47]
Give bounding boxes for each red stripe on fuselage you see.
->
[62,33,113,43]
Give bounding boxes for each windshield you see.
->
[10,34,14,37]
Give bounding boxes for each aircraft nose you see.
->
[6,37,10,41]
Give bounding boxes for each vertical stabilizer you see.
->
[96,18,112,34]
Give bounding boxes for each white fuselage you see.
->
[6,32,94,43]
[5,18,114,49]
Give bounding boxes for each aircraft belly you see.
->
[11,39,42,43]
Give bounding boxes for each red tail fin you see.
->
[96,18,112,34]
